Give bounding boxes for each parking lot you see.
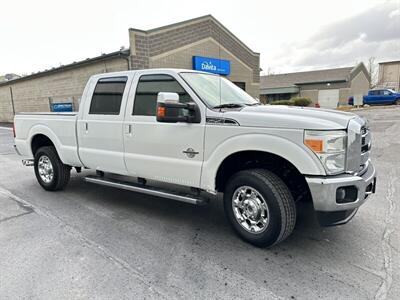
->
[0,106,399,300]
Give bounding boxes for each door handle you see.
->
[124,124,132,135]
[85,122,88,133]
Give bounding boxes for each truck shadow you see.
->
[66,171,359,253]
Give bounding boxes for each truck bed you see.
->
[14,112,82,167]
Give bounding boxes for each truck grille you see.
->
[359,126,371,174]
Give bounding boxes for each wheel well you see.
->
[215,151,311,202]
[31,134,55,156]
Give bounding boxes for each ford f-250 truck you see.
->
[14,69,377,247]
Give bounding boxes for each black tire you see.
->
[223,169,296,247]
[34,146,71,191]
[395,99,400,105]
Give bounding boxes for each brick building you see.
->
[0,15,260,122]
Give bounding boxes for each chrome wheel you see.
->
[232,186,270,234]
[38,155,54,183]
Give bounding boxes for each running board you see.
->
[84,175,209,206]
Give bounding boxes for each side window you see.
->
[383,90,390,95]
[89,77,127,115]
[133,74,192,116]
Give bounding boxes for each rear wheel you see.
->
[223,169,296,247]
[34,146,71,191]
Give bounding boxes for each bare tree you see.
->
[367,57,378,88]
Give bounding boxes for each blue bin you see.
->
[51,103,73,112]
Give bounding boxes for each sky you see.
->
[0,0,399,76]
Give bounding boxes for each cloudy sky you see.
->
[0,0,398,76]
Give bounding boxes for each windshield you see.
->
[180,72,258,108]
[388,89,396,93]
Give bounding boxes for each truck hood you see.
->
[222,105,356,130]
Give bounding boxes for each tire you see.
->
[395,99,400,105]
[34,146,71,191]
[223,169,296,247]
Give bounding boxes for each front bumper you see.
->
[305,162,376,226]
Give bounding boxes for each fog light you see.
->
[336,186,358,203]
[336,188,346,201]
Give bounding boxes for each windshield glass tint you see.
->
[180,73,257,108]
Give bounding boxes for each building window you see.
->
[233,82,246,91]
[133,74,192,116]
[89,77,127,115]
[268,93,292,101]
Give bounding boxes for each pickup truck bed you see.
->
[14,112,81,167]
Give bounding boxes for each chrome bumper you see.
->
[306,162,376,212]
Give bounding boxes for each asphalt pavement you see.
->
[0,106,399,299]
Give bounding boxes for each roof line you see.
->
[261,66,355,78]
[294,79,347,85]
[378,60,400,65]
[129,15,259,56]
[0,50,130,87]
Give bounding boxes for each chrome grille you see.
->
[359,126,371,174]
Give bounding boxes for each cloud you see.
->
[269,2,400,72]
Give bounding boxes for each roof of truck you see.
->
[92,68,213,78]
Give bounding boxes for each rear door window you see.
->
[89,77,127,115]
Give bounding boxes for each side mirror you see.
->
[156,92,200,123]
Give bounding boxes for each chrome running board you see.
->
[84,175,208,206]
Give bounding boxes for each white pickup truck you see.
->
[14,69,377,247]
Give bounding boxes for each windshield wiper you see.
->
[213,103,244,109]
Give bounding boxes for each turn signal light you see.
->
[304,139,323,153]
[157,106,166,117]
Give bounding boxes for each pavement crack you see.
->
[375,172,396,300]
[0,211,34,223]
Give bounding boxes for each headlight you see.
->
[304,130,347,174]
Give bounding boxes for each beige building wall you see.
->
[0,86,13,122]
[300,90,318,105]
[350,71,370,105]
[0,58,128,122]
[378,62,400,91]
[149,38,259,98]
[339,88,351,105]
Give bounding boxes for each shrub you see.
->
[270,97,312,107]
[291,97,312,107]
[270,100,294,105]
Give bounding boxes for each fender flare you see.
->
[28,124,68,163]
[200,133,325,191]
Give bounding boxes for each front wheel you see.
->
[223,169,296,247]
[34,146,71,191]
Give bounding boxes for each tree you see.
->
[367,57,378,88]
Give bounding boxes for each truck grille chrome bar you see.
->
[359,126,371,175]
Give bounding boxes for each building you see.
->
[260,63,370,108]
[377,60,400,91]
[0,15,260,122]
